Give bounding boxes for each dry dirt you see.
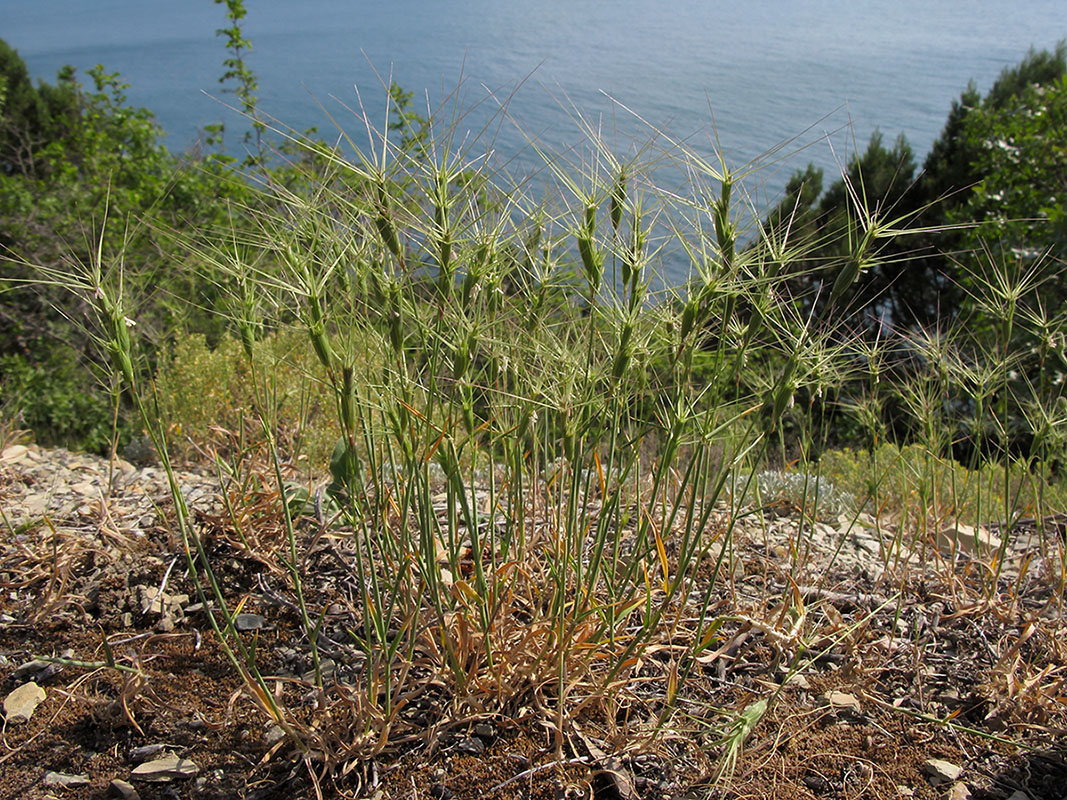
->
[1,443,1064,800]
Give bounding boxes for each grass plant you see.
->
[8,91,1066,792]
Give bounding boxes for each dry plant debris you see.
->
[1,443,1065,799]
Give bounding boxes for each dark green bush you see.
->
[0,350,133,454]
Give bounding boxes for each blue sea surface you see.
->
[4,1,1065,282]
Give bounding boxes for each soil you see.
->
[1,442,1064,800]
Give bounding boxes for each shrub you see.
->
[0,350,130,454]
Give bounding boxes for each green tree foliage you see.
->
[0,40,245,451]
[0,39,79,180]
[923,37,1065,204]
[757,45,1067,456]
[947,62,1067,454]
[0,26,419,454]
[953,72,1067,260]
[911,44,1066,294]
[925,46,1067,449]
[764,131,920,328]
[766,43,1067,337]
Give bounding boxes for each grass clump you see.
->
[8,87,1066,793]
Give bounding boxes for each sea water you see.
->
[4,0,1064,283]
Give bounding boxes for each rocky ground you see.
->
[1,442,1065,800]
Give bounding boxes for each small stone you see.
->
[111,458,137,474]
[130,754,199,782]
[1,445,28,463]
[896,786,914,797]
[923,758,962,784]
[787,673,811,690]
[263,724,286,746]
[234,613,265,632]
[70,481,97,497]
[43,771,91,788]
[138,588,189,615]
[22,493,50,516]
[4,681,46,724]
[154,614,176,633]
[936,523,1001,556]
[947,782,973,800]
[110,778,141,799]
[821,690,861,714]
[455,736,485,755]
[939,688,961,704]
[129,743,167,762]
[13,657,65,682]
[803,773,830,793]
[473,722,495,740]
[13,659,47,679]
[1005,793,1030,800]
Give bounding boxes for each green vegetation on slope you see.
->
[3,14,1065,782]
[0,21,1064,508]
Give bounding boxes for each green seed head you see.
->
[341,365,357,434]
[680,298,699,341]
[453,333,472,381]
[307,295,334,370]
[388,291,403,354]
[239,323,256,362]
[374,184,403,263]
[310,329,333,372]
[577,204,603,291]
[460,384,475,434]
[714,178,735,264]
[830,256,864,307]
[610,166,626,232]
